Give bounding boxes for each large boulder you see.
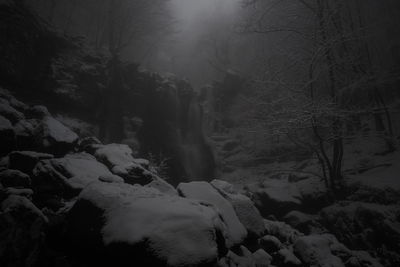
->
[247,177,329,218]
[211,180,265,238]
[0,115,16,155]
[34,116,78,155]
[247,179,302,218]
[32,153,121,206]
[0,195,48,267]
[65,182,229,267]
[178,181,248,247]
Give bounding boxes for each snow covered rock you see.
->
[247,177,330,218]
[32,153,120,201]
[320,201,400,262]
[0,195,47,267]
[258,235,282,253]
[247,179,302,218]
[283,210,326,235]
[0,169,31,188]
[35,116,78,155]
[273,248,302,267]
[13,119,37,150]
[218,246,256,267]
[93,143,176,193]
[178,181,248,247]
[0,98,24,124]
[211,179,265,238]
[0,115,16,155]
[252,249,272,267]
[66,182,228,267]
[9,151,53,174]
[263,219,303,245]
[294,234,346,267]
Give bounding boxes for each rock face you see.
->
[66,182,228,267]
[178,181,248,247]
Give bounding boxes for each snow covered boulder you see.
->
[0,169,31,188]
[247,179,302,218]
[0,115,16,155]
[9,151,53,174]
[34,116,78,155]
[252,249,272,267]
[211,180,265,238]
[283,210,326,235]
[258,235,282,253]
[66,182,228,267]
[294,234,346,267]
[32,153,121,202]
[0,195,47,267]
[263,219,303,245]
[178,181,248,247]
[93,143,176,194]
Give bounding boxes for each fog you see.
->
[141,0,241,87]
[1,1,400,266]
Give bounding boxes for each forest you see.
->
[0,0,399,266]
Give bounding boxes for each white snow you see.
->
[178,181,248,246]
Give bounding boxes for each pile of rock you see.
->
[0,89,385,267]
